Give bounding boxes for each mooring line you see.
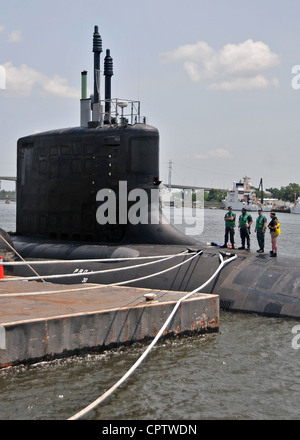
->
[0,234,44,281]
[68,252,237,420]
[1,251,193,283]
[1,253,189,265]
[0,250,202,298]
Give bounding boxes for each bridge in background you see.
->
[170,184,226,192]
[0,179,226,205]
[0,177,227,192]
[0,176,16,182]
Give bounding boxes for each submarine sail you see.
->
[16,27,195,247]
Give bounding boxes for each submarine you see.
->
[1,26,300,319]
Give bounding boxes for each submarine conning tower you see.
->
[16,26,195,246]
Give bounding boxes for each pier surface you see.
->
[0,279,219,368]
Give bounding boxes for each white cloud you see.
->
[209,75,279,91]
[161,39,280,91]
[42,74,79,98]
[0,25,4,34]
[2,62,79,98]
[195,148,232,160]
[7,30,23,43]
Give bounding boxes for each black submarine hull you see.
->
[11,236,300,320]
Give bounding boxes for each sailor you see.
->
[238,207,253,250]
[255,209,267,253]
[268,211,279,257]
[221,206,236,249]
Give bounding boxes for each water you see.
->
[0,204,300,420]
[0,200,16,232]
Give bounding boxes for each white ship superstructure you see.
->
[223,177,271,212]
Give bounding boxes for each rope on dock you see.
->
[0,250,202,298]
[0,250,195,282]
[67,251,237,420]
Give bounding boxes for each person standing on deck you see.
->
[255,209,267,253]
[238,207,253,250]
[221,206,236,249]
[268,211,279,257]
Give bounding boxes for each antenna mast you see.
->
[168,160,172,192]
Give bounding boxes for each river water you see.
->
[0,201,299,420]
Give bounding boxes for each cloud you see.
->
[209,75,279,91]
[0,25,4,34]
[161,39,280,91]
[2,62,79,98]
[195,148,232,160]
[7,30,23,43]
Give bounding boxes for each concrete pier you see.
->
[0,280,219,368]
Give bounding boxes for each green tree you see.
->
[266,183,300,202]
[254,188,270,200]
[282,183,300,202]
[0,189,15,197]
[205,189,227,202]
[266,187,282,200]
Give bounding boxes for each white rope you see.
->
[0,253,187,265]
[68,252,237,420]
[0,234,44,281]
[1,251,192,282]
[0,250,202,298]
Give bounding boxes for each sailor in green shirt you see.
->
[221,206,236,249]
[255,209,267,253]
[238,207,253,250]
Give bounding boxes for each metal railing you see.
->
[100,98,141,125]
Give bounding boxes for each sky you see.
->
[0,0,300,192]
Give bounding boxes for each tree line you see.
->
[204,183,300,203]
[0,189,15,197]
[2,183,299,203]
[265,183,300,203]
